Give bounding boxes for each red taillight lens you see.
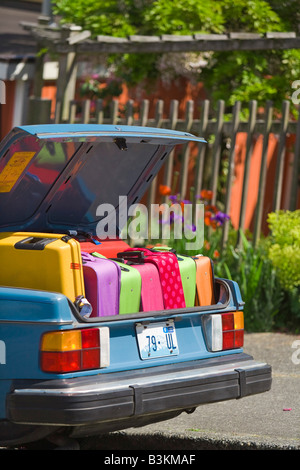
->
[234,329,244,348]
[203,311,244,352]
[81,328,100,349]
[222,313,234,331]
[82,349,101,370]
[223,331,235,350]
[41,327,109,373]
[41,350,81,373]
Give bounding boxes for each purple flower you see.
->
[212,211,230,225]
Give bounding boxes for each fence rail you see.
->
[30,96,300,249]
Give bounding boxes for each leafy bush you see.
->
[266,210,300,331]
[267,210,300,292]
[215,230,283,332]
[213,211,300,332]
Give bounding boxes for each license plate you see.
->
[136,320,179,360]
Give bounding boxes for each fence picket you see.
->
[162,100,178,192]
[125,99,134,126]
[81,99,91,123]
[154,99,164,128]
[253,100,273,246]
[221,100,241,250]
[290,107,300,211]
[95,99,104,124]
[140,99,149,126]
[110,100,119,125]
[179,100,194,199]
[210,100,225,206]
[68,99,77,123]
[194,100,209,207]
[273,100,290,211]
[237,100,257,247]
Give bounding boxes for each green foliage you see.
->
[144,0,224,35]
[53,0,300,109]
[215,230,283,332]
[53,0,138,36]
[267,210,300,292]
[79,76,123,100]
[214,211,300,333]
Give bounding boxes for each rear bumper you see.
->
[7,353,271,427]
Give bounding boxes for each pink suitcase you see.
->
[81,252,121,317]
[119,252,164,312]
[119,248,186,310]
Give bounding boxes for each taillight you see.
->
[40,327,110,373]
[202,312,244,352]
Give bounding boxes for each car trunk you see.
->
[0,124,210,315]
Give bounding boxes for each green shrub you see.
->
[215,230,283,332]
[266,210,300,331]
[267,210,300,292]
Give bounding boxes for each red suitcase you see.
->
[73,234,130,258]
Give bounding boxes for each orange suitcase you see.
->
[193,255,216,306]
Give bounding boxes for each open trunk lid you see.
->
[0,124,205,236]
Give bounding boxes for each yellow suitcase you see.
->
[0,232,85,302]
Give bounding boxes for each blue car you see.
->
[0,125,271,449]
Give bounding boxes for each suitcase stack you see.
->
[0,232,85,303]
[0,231,217,318]
[119,248,186,310]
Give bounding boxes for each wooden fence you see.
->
[30,96,300,249]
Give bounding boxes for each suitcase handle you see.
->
[150,247,177,255]
[120,266,130,272]
[68,230,101,245]
[109,258,130,272]
[14,237,57,251]
[81,252,98,262]
[117,251,145,261]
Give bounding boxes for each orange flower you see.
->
[159,184,171,196]
[213,250,220,259]
[205,211,217,229]
[200,189,213,200]
[204,211,213,226]
[206,204,218,213]
[204,240,211,250]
